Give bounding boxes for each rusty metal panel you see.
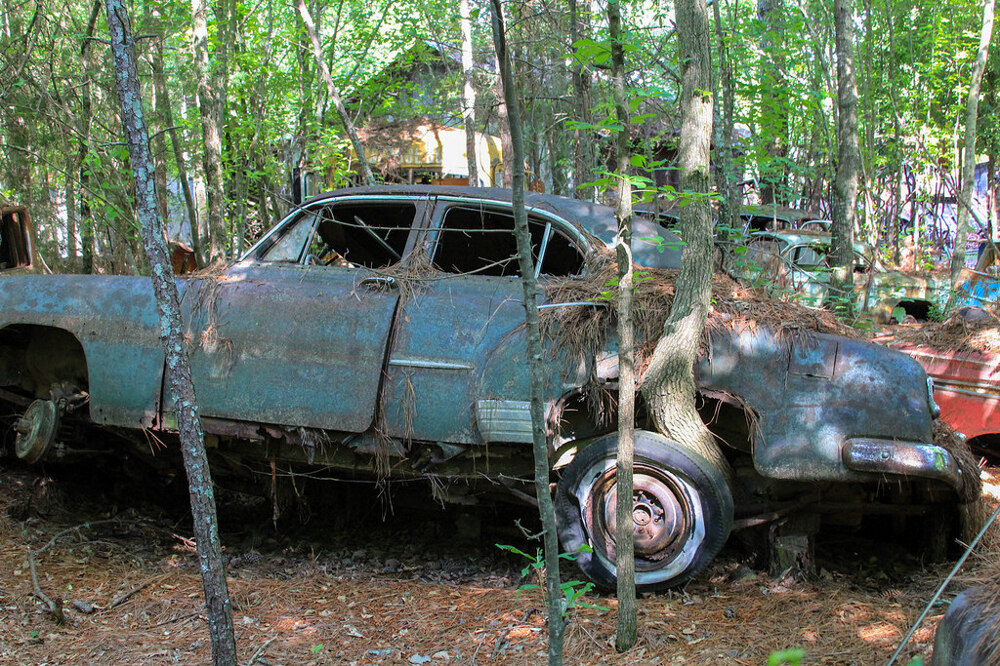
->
[176,263,398,432]
[0,274,164,427]
[788,335,837,379]
[701,328,935,482]
[382,275,526,443]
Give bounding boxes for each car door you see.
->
[177,196,423,432]
[380,198,589,445]
[0,205,35,273]
[786,243,831,305]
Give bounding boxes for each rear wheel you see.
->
[555,430,733,592]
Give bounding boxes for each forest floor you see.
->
[1,458,998,666]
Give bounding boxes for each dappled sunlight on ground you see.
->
[2,463,989,664]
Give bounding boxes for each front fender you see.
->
[698,328,936,483]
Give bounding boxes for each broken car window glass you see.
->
[260,211,316,263]
[261,203,416,268]
[431,207,585,277]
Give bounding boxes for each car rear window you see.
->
[431,206,585,278]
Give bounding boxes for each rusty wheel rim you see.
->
[580,462,705,576]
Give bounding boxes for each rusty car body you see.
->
[728,229,959,322]
[0,186,971,591]
[0,202,39,273]
[889,343,1000,453]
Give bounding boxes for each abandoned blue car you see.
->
[0,186,976,591]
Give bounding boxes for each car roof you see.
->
[305,185,619,240]
[300,185,684,268]
[740,205,824,223]
[752,229,834,245]
[752,229,877,260]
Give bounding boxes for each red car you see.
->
[890,343,1000,453]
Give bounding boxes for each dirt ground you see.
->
[2,460,998,666]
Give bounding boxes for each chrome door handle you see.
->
[359,275,397,290]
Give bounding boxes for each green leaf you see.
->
[767,648,806,665]
[495,543,536,562]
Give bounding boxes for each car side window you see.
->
[260,212,316,262]
[854,252,870,272]
[742,239,783,267]
[261,202,415,269]
[794,245,829,269]
[431,206,585,277]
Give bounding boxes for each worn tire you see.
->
[555,430,733,592]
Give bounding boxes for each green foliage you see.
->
[767,648,805,666]
[495,543,609,615]
[592,269,657,302]
[0,0,994,272]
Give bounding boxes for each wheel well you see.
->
[968,433,1000,465]
[895,299,932,321]
[551,386,754,454]
[0,325,89,399]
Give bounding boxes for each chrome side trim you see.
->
[537,301,609,310]
[388,358,474,370]
[476,399,533,443]
[927,377,941,418]
[935,384,1000,399]
[932,377,1000,398]
[842,438,962,491]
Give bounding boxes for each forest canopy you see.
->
[0,0,997,274]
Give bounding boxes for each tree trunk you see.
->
[607,0,636,651]
[192,0,228,264]
[641,0,721,467]
[65,162,77,269]
[295,0,376,186]
[757,0,788,205]
[489,2,565,663]
[460,0,479,186]
[952,0,996,283]
[831,0,859,300]
[78,0,101,274]
[495,49,514,189]
[712,0,739,235]
[151,78,170,226]
[568,0,594,200]
[152,31,202,265]
[104,2,236,663]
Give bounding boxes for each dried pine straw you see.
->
[934,420,985,507]
[3,465,999,666]
[882,311,1000,354]
[541,262,860,366]
[0,527,955,665]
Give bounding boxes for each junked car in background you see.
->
[876,311,1000,459]
[0,186,976,591]
[728,228,958,322]
[893,343,1000,455]
[0,201,40,273]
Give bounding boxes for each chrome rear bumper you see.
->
[843,438,963,492]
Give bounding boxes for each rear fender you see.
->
[0,275,166,428]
